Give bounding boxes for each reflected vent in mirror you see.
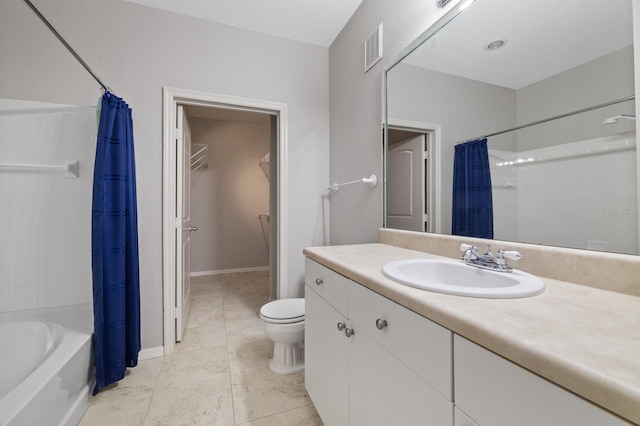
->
[436,0,453,8]
[365,23,383,72]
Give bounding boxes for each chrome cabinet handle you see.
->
[187,226,198,232]
[375,319,388,330]
[315,278,323,286]
[344,328,355,338]
[337,322,346,331]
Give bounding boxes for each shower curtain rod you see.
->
[457,94,636,144]
[23,0,111,93]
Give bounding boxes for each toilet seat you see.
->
[260,298,305,324]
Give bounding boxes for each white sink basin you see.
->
[382,258,545,298]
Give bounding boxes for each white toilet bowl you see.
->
[259,298,305,374]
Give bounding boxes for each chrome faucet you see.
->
[459,243,522,272]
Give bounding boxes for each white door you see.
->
[175,105,194,342]
[387,135,425,231]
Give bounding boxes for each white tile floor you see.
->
[79,271,322,425]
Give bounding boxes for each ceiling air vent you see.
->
[436,0,453,8]
[364,23,383,72]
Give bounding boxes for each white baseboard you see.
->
[191,266,269,277]
[139,346,164,360]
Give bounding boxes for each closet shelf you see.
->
[191,144,208,172]
[259,153,269,179]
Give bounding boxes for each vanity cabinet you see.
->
[348,281,453,425]
[304,258,350,426]
[454,335,631,426]
[348,279,452,400]
[305,258,453,426]
[305,287,349,426]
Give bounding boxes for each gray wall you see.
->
[516,46,636,151]
[189,118,270,273]
[1,0,330,349]
[329,0,458,245]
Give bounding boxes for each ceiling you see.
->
[125,0,363,47]
[402,0,633,89]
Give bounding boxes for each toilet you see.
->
[259,298,305,374]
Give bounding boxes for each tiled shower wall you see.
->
[491,132,638,254]
[0,98,96,312]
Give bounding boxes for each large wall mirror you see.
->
[384,0,638,255]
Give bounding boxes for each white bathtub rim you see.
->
[0,321,64,399]
[0,326,91,426]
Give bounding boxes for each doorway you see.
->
[162,88,288,355]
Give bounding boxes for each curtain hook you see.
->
[101,86,114,98]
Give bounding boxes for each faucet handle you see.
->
[500,250,522,261]
[459,243,476,262]
[495,249,522,271]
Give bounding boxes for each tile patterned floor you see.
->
[79,271,322,425]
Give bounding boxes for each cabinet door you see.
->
[454,335,632,426]
[305,286,349,426]
[349,281,452,400]
[350,324,453,426]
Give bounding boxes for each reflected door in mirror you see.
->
[388,134,426,232]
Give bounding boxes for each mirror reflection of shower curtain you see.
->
[452,138,494,239]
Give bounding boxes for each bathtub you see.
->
[0,320,93,426]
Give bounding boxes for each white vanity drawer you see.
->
[348,281,453,400]
[454,335,632,426]
[305,258,349,315]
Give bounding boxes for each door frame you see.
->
[162,87,288,355]
[386,118,441,233]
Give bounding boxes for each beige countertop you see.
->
[303,243,640,425]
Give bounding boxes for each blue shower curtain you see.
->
[452,138,494,239]
[91,92,140,395]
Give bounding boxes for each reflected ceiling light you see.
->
[485,39,507,50]
[603,114,636,124]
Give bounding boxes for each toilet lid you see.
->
[260,298,305,322]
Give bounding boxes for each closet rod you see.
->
[458,95,635,144]
[23,0,111,93]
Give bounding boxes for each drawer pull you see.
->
[337,322,346,331]
[344,328,355,338]
[375,319,388,330]
[315,278,323,286]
